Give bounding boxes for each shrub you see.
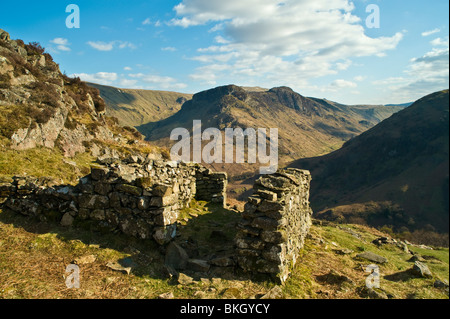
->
[0,73,11,89]
[25,42,45,55]
[28,81,60,108]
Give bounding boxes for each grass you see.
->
[0,202,448,299]
[0,147,95,184]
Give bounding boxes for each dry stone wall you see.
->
[235,168,313,283]
[0,161,313,283]
[0,157,227,245]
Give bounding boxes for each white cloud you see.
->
[87,41,115,51]
[124,66,133,71]
[430,36,449,47]
[354,75,366,82]
[322,79,357,92]
[50,38,71,52]
[422,28,440,37]
[373,39,449,102]
[169,0,403,88]
[87,41,136,51]
[128,73,187,90]
[142,18,152,25]
[119,78,138,87]
[118,41,137,50]
[162,46,177,52]
[72,72,118,85]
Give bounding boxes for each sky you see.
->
[0,0,448,105]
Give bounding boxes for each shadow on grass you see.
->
[0,200,267,286]
[383,269,416,282]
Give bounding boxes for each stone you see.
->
[177,273,194,285]
[153,225,177,245]
[408,254,425,262]
[251,217,279,231]
[260,286,283,299]
[106,259,135,275]
[150,194,178,207]
[210,256,235,267]
[361,287,389,299]
[90,166,109,181]
[356,251,388,264]
[0,29,11,41]
[186,259,210,272]
[257,190,277,201]
[165,242,189,270]
[91,209,106,221]
[60,213,74,226]
[74,254,96,265]
[153,184,173,197]
[412,261,433,278]
[158,292,174,299]
[115,184,142,196]
[434,279,449,289]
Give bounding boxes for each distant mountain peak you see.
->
[192,84,248,102]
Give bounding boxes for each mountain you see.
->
[137,84,404,178]
[87,82,192,128]
[290,90,449,234]
[0,29,166,181]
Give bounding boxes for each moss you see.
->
[0,104,30,138]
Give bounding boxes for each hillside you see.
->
[0,29,167,183]
[88,82,192,127]
[290,90,449,235]
[137,85,404,179]
[0,203,448,299]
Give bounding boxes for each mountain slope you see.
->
[88,82,192,128]
[138,85,404,178]
[0,29,166,182]
[290,90,449,233]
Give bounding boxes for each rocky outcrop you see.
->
[235,168,313,283]
[0,29,145,158]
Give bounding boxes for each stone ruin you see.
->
[236,169,313,282]
[0,158,312,283]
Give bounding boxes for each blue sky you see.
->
[1,0,448,104]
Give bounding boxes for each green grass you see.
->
[0,147,95,184]
[0,202,448,299]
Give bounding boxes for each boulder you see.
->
[165,242,189,270]
[356,251,388,264]
[412,261,433,278]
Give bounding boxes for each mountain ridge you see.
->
[290,89,449,234]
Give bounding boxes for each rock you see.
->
[60,213,74,226]
[158,292,174,299]
[434,279,449,289]
[222,287,241,299]
[408,254,425,262]
[105,257,136,275]
[165,242,189,270]
[356,251,388,264]
[361,287,389,299]
[333,248,354,255]
[0,29,10,41]
[412,261,433,278]
[260,286,283,299]
[177,273,194,285]
[74,254,96,265]
[186,259,210,272]
[210,256,235,267]
[90,166,109,181]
